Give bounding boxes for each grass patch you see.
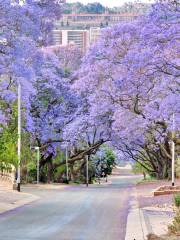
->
[168,207,180,236]
[136,175,157,185]
[174,194,180,207]
[148,233,180,240]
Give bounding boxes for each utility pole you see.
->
[86,155,89,187]
[35,147,40,184]
[172,113,175,186]
[17,82,21,192]
[66,146,69,184]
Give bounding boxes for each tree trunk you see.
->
[69,164,75,181]
[47,161,53,183]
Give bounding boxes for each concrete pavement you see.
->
[125,194,148,240]
[0,170,141,240]
[0,187,39,215]
[143,207,174,236]
[125,182,175,240]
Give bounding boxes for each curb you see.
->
[22,183,70,190]
[94,180,112,186]
[125,189,149,240]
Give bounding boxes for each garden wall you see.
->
[0,165,16,189]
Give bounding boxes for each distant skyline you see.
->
[67,0,154,7]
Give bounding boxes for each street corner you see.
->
[0,188,39,215]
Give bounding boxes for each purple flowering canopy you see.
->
[70,0,180,178]
[0,0,62,124]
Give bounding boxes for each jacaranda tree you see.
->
[72,0,180,179]
[0,0,62,168]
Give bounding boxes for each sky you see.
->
[67,0,154,8]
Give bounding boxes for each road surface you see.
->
[0,169,141,240]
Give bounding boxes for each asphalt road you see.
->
[0,169,141,240]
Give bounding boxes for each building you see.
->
[52,12,140,52]
[52,29,90,53]
[52,30,63,46]
[52,27,102,52]
[89,27,101,44]
[57,13,139,29]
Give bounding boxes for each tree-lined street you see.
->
[0,0,180,239]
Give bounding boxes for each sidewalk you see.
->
[125,180,179,240]
[125,192,148,240]
[0,184,39,214]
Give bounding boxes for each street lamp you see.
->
[102,171,105,181]
[172,113,175,187]
[17,82,21,192]
[65,146,69,184]
[35,147,40,184]
[31,146,40,184]
[86,155,89,187]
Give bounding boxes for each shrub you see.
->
[147,234,163,240]
[53,165,66,182]
[174,194,180,207]
[27,161,37,183]
[168,208,180,235]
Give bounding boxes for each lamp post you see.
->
[172,113,175,187]
[17,82,21,192]
[34,147,40,184]
[65,146,69,184]
[102,172,105,181]
[86,155,89,187]
[31,146,40,184]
